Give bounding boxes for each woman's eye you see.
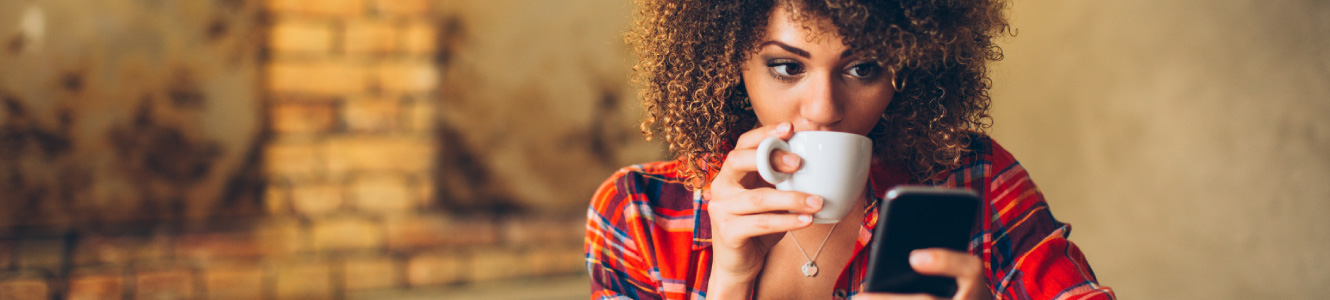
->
[768,61,805,77]
[846,63,881,79]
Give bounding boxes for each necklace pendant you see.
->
[801,261,819,277]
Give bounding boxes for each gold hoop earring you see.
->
[892,73,907,92]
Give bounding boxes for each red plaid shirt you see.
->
[585,135,1114,299]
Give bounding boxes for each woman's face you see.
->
[741,6,895,135]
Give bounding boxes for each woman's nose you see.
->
[798,73,844,128]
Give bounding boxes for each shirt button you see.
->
[833,289,848,299]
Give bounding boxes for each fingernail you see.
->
[910,251,932,266]
[806,196,822,209]
[797,214,813,223]
[783,153,800,168]
[778,122,792,134]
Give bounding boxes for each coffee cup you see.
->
[755,131,872,224]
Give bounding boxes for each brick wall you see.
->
[0,0,591,299]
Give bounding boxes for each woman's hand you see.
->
[706,122,822,298]
[854,248,994,300]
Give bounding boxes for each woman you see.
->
[586,0,1114,299]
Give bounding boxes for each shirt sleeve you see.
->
[984,141,1115,300]
[586,168,663,300]
[1000,223,1116,300]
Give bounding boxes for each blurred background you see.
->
[0,0,1324,299]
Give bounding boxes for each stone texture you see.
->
[342,255,401,291]
[526,245,587,277]
[342,97,402,133]
[384,214,496,250]
[350,174,414,213]
[267,60,369,95]
[400,21,438,56]
[75,235,171,266]
[265,183,293,214]
[344,19,399,55]
[274,260,333,300]
[135,269,195,300]
[203,266,265,300]
[290,182,345,216]
[176,232,263,261]
[264,142,325,181]
[68,274,124,300]
[17,239,63,269]
[370,0,431,16]
[266,0,366,16]
[468,247,528,282]
[324,135,435,175]
[310,216,383,251]
[405,252,463,287]
[406,98,437,132]
[539,245,587,274]
[415,173,437,205]
[255,218,307,256]
[0,278,48,300]
[271,101,339,134]
[269,19,335,54]
[501,217,584,247]
[0,241,12,269]
[374,61,439,94]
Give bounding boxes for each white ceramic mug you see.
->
[755,131,872,224]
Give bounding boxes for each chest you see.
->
[751,222,862,299]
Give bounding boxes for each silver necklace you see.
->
[786,221,839,277]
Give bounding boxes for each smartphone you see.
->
[862,186,981,297]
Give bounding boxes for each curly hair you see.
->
[627,0,1010,189]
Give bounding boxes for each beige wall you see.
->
[990,0,1330,298]
[432,0,664,214]
[0,0,264,226]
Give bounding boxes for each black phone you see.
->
[863,186,981,297]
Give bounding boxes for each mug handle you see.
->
[755,137,791,185]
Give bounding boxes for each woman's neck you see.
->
[751,199,866,299]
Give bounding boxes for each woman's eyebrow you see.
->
[759,40,857,60]
[759,41,810,58]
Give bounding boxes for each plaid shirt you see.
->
[585,135,1115,299]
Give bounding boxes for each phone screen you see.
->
[862,187,981,297]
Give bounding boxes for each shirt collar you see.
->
[857,159,914,248]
